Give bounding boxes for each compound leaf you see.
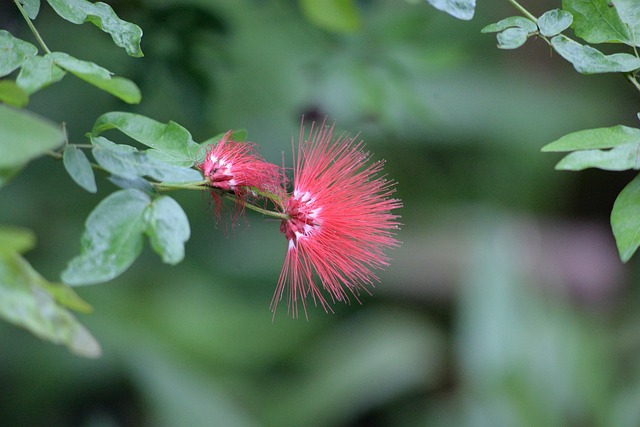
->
[61,189,150,286]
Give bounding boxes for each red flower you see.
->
[198,131,283,218]
[273,121,402,317]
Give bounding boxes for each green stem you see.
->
[154,180,210,191]
[46,150,62,160]
[507,0,537,22]
[14,0,52,54]
[222,193,289,220]
[153,181,289,219]
[626,73,640,93]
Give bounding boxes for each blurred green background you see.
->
[2,0,640,426]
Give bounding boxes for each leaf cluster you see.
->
[427,0,640,262]
[0,0,215,356]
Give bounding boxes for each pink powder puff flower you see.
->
[197,130,284,218]
[273,121,402,317]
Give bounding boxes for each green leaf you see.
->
[562,0,632,44]
[46,0,143,57]
[92,112,200,166]
[481,16,537,34]
[91,136,202,183]
[0,105,64,168]
[0,225,36,254]
[611,173,640,262]
[47,52,141,104]
[39,280,93,313]
[0,252,101,357]
[0,80,29,107]
[0,30,38,77]
[542,125,640,151]
[537,9,573,37]
[550,34,640,74]
[19,0,41,19]
[16,55,66,94]
[300,0,361,33]
[426,0,475,20]
[145,196,190,265]
[496,28,528,49]
[63,145,97,193]
[61,188,191,285]
[0,166,22,189]
[555,143,640,171]
[61,189,150,285]
[614,0,640,46]
[108,175,156,194]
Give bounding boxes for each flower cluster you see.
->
[197,121,402,317]
[198,130,283,220]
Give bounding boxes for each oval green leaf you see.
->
[63,144,97,193]
[497,27,528,50]
[614,0,640,47]
[537,9,573,37]
[563,0,632,44]
[61,188,150,285]
[481,16,537,34]
[427,0,475,20]
[612,173,640,262]
[46,0,143,57]
[0,80,29,107]
[551,34,640,74]
[91,136,202,183]
[0,30,38,77]
[555,143,640,171]
[0,252,101,357]
[92,112,200,165]
[0,166,22,189]
[108,175,156,194]
[542,125,640,152]
[18,0,41,20]
[47,52,141,104]
[0,224,36,254]
[145,196,190,265]
[17,55,66,94]
[0,105,64,168]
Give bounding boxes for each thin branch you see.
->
[507,0,538,22]
[626,73,640,93]
[14,0,52,54]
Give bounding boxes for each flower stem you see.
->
[222,193,289,220]
[507,0,537,22]
[154,180,210,191]
[14,0,52,54]
[153,181,289,219]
